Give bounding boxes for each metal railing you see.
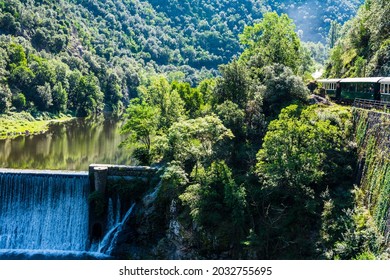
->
[353,98,390,112]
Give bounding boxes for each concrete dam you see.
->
[0,165,157,260]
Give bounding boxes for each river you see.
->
[0,115,135,171]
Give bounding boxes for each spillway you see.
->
[0,169,94,257]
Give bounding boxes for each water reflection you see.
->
[0,115,135,171]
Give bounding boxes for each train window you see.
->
[381,83,390,94]
[381,93,390,102]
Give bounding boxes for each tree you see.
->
[179,161,246,254]
[105,71,123,112]
[0,83,11,113]
[67,70,82,111]
[215,100,246,139]
[36,82,53,111]
[256,104,344,191]
[12,93,26,111]
[260,64,309,117]
[0,13,20,34]
[327,21,342,49]
[213,60,251,108]
[162,115,234,167]
[76,74,103,116]
[139,76,186,130]
[121,99,160,165]
[171,81,204,118]
[9,65,35,95]
[52,83,68,113]
[239,12,302,72]
[252,104,354,258]
[7,43,27,68]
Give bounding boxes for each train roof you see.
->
[317,78,342,83]
[340,77,384,83]
[317,77,390,83]
[379,77,390,83]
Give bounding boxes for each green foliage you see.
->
[35,82,53,111]
[162,115,234,166]
[240,12,302,73]
[171,81,204,118]
[215,101,246,139]
[74,74,103,116]
[353,109,390,238]
[0,83,11,113]
[333,206,383,260]
[325,0,390,77]
[121,98,159,165]
[0,0,362,117]
[328,21,342,49]
[1,0,381,261]
[213,60,252,109]
[51,83,68,113]
[139,76,186,130]
[260,64,309,117]
[256,105,346,190]
[179,161,246,253]
[11,92,26,110]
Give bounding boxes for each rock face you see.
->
[353,109,390,239]
[107,184,197,260]
[308,94,331,105]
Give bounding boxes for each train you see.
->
[317,77,390,103]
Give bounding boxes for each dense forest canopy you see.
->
[117,7,387,259]
[0,0,362,117]
[1,0,388,261]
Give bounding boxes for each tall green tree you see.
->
[139,76,186,130]
[162,115,234,167]
[75,74,103,116]
[121,99,160,165]
[327,21,342,49]
[213,60,251,108]
[180,161,246,254]
[239,12,302,72]
[260,64,309,118]
[0,83,11,113]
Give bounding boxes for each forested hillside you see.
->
[326,0,390,78]
[0,0,362,117]
[115,11,388,260]
[1,0,388,260]
[263,0,363,42]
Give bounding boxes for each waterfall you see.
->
[98,203,135,255]
[106,196,122,231]
[0,171,90,252]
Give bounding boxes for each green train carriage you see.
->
[317,77,390,102]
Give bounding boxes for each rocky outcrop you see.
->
[108,184,198,260]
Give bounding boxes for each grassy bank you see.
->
[0,112,73,139]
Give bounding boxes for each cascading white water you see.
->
[0,171,89,252]
[115,195,121,225]
[98,203,135,255]
[106,196,121,231]
[107,198,115,230]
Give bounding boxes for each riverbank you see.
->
[0,112,73,139]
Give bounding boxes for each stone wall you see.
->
[353,108,390,240]
[89,164,158,192]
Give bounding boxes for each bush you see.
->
[12,93,26,111]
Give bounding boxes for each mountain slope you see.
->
[326,0,390,78]
[0,0,363,116]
